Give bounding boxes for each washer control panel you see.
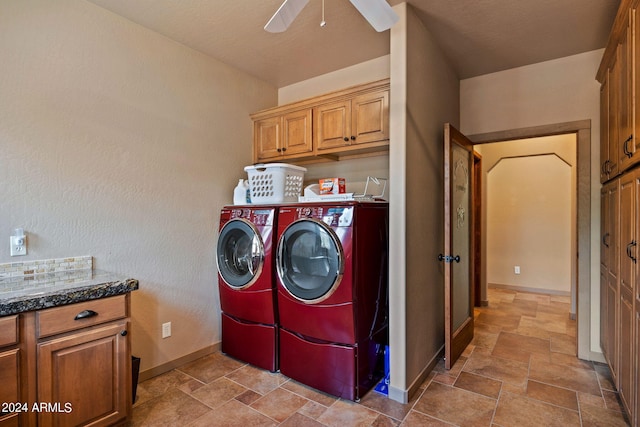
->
[225,208,274,226]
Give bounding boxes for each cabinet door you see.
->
[618,12,634,171]
[605,180,620,371]
[620,285,634,413]
[601,185,611,359]
[282,109,312,157]
[632,8,640,169]
[314,100,351,151]
[618,171,636,416]
[607,273,619,382]
[37,320,129,427]
[601,78,610,183]
[609,58,620,179]
[0,349,20,426]
[635,301,640,427]
[350,89,389,146]
[254,116,283,162]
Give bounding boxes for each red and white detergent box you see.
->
[319,178,346,195]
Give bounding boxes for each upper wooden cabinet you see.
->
[315,89,389,153]
[253,108,313,162]
[598,3,640,182]
[251,79,390,164]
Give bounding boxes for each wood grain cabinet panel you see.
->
[253,116,282,161]
[0,294,132,427]
[251,79,389,164]
[598,2,640,423]
[36,294,126,338]
[282,109,313,157]
[314,89,389,154]
[350,89,389,146]
[314,100,351,151]
[0,349,20,426]
[37,320,129,427]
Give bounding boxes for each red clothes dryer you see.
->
[217,206,278,372]
[275,202,388,400]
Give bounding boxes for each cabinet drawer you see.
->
[0,316,18,348]
[36,295,126,338]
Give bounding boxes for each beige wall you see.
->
[388,3,460,403]
[461,50,603,359]
[277,56,391,195]
[0,0,277,373]
[480,135,576,297]
[278,55,390,105]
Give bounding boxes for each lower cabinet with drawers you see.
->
[0,294,132,427]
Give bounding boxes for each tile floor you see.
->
[129,288,630,426]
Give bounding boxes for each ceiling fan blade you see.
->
[264,0,310,33]
[349,0,399,32]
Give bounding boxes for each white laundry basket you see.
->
[244,163,307,204]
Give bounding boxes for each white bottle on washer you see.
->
[234,179,249,205]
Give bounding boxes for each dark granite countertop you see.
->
[0,269,138,316]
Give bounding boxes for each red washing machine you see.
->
[276,201,388,400]
[217,205,278,372]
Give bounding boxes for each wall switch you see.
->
[514,266,521,275]
[10,235,27,256]
[162,322,172,338]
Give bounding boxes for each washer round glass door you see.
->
[217,219,264,289]
[276,219,344,303]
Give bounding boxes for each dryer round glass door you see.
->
[276,219,344,303]
[217,218,264,289]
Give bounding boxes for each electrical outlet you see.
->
[162,322,171,338]
[514,266,521,275]
[10,235,27,256]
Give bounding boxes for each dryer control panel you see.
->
[290,206,354,227]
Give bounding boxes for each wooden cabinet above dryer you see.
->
[250,79,390,164]
[253,108,313,162]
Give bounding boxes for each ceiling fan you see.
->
[265,0,399,33]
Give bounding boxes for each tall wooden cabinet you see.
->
[598,0,640,423]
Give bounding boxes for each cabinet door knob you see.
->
[120,330,128,336]
[627,240,637,263]
[351,136,356,140]
[277,148,282,152]
[74,309,98,320]
[282,147,287,152]
[343,137,349,142]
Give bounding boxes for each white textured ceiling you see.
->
[86,0,619,87]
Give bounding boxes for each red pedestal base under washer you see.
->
[221,313,277,372]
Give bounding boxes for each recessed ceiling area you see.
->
[86,0,619,87]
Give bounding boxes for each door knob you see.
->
[438,254,460,263]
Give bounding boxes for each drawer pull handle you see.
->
[74,309,98,320]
